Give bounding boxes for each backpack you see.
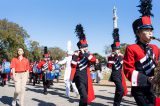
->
[2,62,11,73]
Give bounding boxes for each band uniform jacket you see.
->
[123,44,159,87]
[37,60,52,71]
[70,52,96,104]
[107,53,128,96]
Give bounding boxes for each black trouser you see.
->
[42,72,49,93]
[33,73,41,85]
[131,86,155,106]
[29,72,33,83]
[1,73,7,86]
[74,70,88,106]
[111,71,124,106]
[7,72,11,81]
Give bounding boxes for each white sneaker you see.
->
[12,100,16,106]
[75,93,79,98]
[65,94,70,98]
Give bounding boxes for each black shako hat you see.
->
[75,24,88,49]
[132,0,154,34]
[111,28,120,50]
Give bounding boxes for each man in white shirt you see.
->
[59,51,79,98]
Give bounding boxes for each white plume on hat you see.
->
[67,40,73,55]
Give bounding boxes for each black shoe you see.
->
[37,81,40,84]
[47,85,50,88]
[1,82,4,87]
[44,91,47,95]
[50,82,53,85]
[1,80,5,87]
[4,81,6,85]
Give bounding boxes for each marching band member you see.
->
[70,24,96,106]
[107,26,128,106]
[123,0,159,105]
[37,47,52,95]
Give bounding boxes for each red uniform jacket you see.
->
[123,44,159,87]
[37,60,52,71]
[70,52,96,104]
[123,43,160,105]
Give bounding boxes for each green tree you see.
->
[0,19,29,61]
[93,53,106,63]
[49,47,66,61]
[104,45,112,55]
[28,40,42,62]
[104,43,128,55]
[119,43,128,55]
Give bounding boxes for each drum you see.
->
[2,69,11,74]
[46,71,55,80]
[33,67,42,74]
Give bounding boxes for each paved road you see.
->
[0,80,137,106]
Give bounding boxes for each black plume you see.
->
[75,24,86,40]
[44,46,48,54]
[137,0,153,17]
[112,28,120,42]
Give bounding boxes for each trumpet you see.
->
[151,36,160,42]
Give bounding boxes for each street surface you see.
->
[0,80,136,106]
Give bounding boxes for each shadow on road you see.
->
[67,98,79,103]
[90,102,109,106]
[108,91,133,98]
[6,82,15,88]
[8,84,15,88]
[0,96,12,106]
[32,98,56,106]
[93,83,131,88]
[52,87,66,92]
[27,86,78,102]
[121,99,137,105]
[99,90,107,92]
[48,88,70,100]
[49,87,80,103]
[26,87,42,94]
[95,95,137,106]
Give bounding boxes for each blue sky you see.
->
[0,0,159,56]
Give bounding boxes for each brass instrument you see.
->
[149,36,160,96]
[152,67,160,97]
[151,36,160,42]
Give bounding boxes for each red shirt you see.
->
[10,57,30,72]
